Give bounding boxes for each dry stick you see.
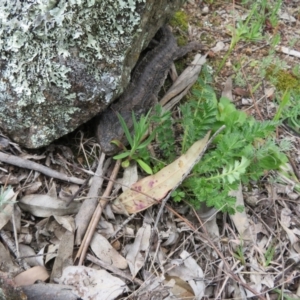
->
[75,153,108,244]
[0,230,30,270]
[76,159,121,265]
[0,152,85,185]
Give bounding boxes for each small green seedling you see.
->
[112,110,155,174]
[264,243,275,267]
[233,244,246,266]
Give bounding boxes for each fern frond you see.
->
[181,98,217,151]
[151,104,176,161]
[220,157,250,184]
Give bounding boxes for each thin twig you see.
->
[0,230,30,270]
[75,152,108,245]
[0,152,84,185]
[76,160,121,265]
[110,213,137,240]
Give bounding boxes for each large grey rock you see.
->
[0,0,184,148]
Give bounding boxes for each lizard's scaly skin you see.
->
[96,26,202,155]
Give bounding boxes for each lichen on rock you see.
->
[0,0,184,148]
[0,0,144,105]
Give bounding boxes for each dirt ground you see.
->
[1,0,300,299]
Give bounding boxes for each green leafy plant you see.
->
[115,63,289,214]
[233,243,246,266]
[112,111,155,174]
[273,289,295,300]
[274,90,300,135]
[218,0,281,74]
[171,189,186,202]
[264,243,275,267]
[151,104,176,162]
[180,94,287,214]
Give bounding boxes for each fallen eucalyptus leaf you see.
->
[59,266,128,300]
[0,187,17,230]
[115,132,210,214]
[90,232,128,269]
[14,266,49,286]
[19,194,81,217]
[126,224,151,277]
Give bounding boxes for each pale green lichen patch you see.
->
[0,0,145,104]
[0,0,146,147]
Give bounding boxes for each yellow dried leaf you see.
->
[116,132,210,214]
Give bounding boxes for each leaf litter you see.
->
[1,1,300,299]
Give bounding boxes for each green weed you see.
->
[112,111,155,174]
[151,105,176,162]
[115,64,289,213]
[264,243,275,267]
[217,0,282,74]
[273,289,296,300]
[171,190,186,202]
[233,243,246,265]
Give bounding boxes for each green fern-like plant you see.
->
[158,69,288,214]
[181,76,218,152]
[151,104,176,161]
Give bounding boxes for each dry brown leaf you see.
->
[229,184,252,239]
[120,162,138,192]
[221,77,233,100]
[24,182,42,195]
[59,266,128,300]
[233,87,250,97]
[0,175,19,185]
[126,224,151,277]
[166,250,205,299]
[0,242,20,273]
[50,230,74,282]
[115,132,210,214]
[90,232,128,269]
[45,244,59,264]
[246,257,262,298]
[165,276,195,299]
[211,41,225,53]
[97,220,115,238]
[280,208,292,227]
[14,266,49,286]
[54,215,75,233]
[19,194,81,217]
[19,244,40,267]
[0,188,17,230]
